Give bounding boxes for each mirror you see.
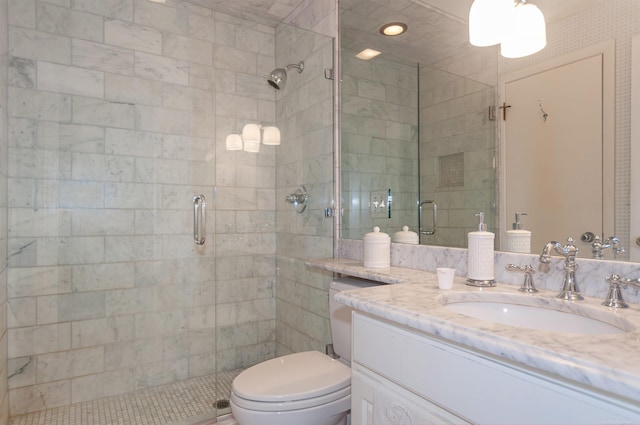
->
[340,0,497,248]
[339,0,634,261]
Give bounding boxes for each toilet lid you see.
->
[232,351,351,403]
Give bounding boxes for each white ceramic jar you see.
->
[364,227,390,268]
[392,226,419,245]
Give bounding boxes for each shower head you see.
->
[266,61,304,90]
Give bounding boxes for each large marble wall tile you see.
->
[71,263,135,292]
[105,128,163,157]
[104,339,162,371]
[105,19,162,54]
[9,380,71,415]
[36,236,105,265]
[37,62,104,98]
[7,266,71,298]
[71,0,133,21]
[72,39,134,74]
[37,2,104,42]
[105,73,163,106]
[164,33,212,66]
[38,123,105,153]
[9,87,71,122]
[72,96,135,129]
[8,0,36,29]
[71,316,134,349]
[135,52,189,85]
[9,57,36,89]
[58,180,104,208]
[7,298,35,328]
[70,369,135,404]
[133,0,187,34]
[188,13,215,43]
[8,323,71,358]
[9,27,70,65]
[36,347,103,383]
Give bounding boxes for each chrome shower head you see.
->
[266,61,304,90]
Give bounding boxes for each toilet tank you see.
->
[329,277,380,362]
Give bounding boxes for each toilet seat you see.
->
[231,351,351,411]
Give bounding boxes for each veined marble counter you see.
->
[306,258,640,405]
[305,257,435,284]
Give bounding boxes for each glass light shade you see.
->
[225,134,242,151]
[501,3,547,58]
[242,124,261,152]
[242,123,261,142]
[262,126,281,145]
[243,139,260,153]
[469,0,512,47]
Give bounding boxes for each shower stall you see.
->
[0,1,335,424]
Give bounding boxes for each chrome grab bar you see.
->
[193,194,206,245]
[418,200,437,235]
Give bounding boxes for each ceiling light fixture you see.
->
[469,0,512,47]
[469,0,546,58]
[379,22,408,37]
[500,1,546,58]
[355,48,382,60]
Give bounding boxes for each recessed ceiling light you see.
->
[355,48,382,60]
[379,22,408,36]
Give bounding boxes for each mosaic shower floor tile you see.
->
[9,370,242,425]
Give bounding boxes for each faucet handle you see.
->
[505,264,538,293]
[602,274,640,308]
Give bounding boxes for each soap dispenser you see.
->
[505,212,531,254]
[467,212,496,287]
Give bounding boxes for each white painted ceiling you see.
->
[339,0,607,67]
[185,0,307,25]
[189,0,607,67]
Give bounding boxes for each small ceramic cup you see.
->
[436,267,456,290]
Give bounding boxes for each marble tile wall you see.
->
[5,0,276,416]
[341,50,419,241]
[1,0,9,423]
[274,24,335,356]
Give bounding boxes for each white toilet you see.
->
[230,277,378,425]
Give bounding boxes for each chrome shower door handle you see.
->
[419,200,437,235]
[193,194,206,245]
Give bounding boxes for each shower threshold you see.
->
[8,369,243,425]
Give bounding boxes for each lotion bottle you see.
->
[505,212,531,254]
[466,212,495,287]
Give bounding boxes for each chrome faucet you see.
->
[591,235,625,260]
[602,274,640,308]
[539,237,583,301]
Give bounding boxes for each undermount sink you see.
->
[439,293,635,334]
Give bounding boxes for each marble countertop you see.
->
[306,258,640,404]
[305,257,435,284]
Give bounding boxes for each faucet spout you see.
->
[539,237,583,301]
[591,235,625,259]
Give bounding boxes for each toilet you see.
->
[230,277,379,425]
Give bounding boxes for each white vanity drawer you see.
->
[352,312,640,424]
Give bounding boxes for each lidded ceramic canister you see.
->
[392,226,419,245]
[364,226,391,268]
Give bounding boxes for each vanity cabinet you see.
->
[351,312,640,425]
